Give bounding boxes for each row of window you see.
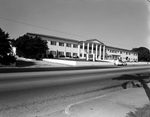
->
[51,41,103,50]
[50,41,78,48]
[107,49,137,56]
[80,45,103,51]
[50,51,77,57]
[50,41,137,56]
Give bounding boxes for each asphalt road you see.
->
[0,64,148,73]
[0,66,150,117]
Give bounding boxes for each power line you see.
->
[0,16,89,39]
[0,16,135,49]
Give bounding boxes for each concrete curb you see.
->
[64,89,124,116]
[65,86,150,117]
[0,65,119,73]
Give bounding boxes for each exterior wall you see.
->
[41,37,78,56]
[48,40,79,57]
[28,34,79,58]
[105,47,138,62]
[12,47,16,56]
[105,49,120,60]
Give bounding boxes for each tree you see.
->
[0,28,16,65]
[132,47,150,62]
[14,35,48,59]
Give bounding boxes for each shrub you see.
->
[0,55,16,65]
[48,54,54,58]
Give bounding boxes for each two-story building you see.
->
[27,33,138,62]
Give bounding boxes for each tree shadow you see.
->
[16,59,36,67]
[113,73,150,101]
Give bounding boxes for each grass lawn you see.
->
[16,57,68,67]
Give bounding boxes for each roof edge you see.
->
[26,32,79,43]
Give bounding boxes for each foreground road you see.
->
[0,66,150,117]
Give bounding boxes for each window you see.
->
[73,53,77,56]
[59,42,64,46]
[80,45,83,49]
[80,53,82,57]
[50,51,56,55]
[51,41,56,45]
[58,51,64,56]
[66,43,71,47]
[120,51,122,54]
[66,52,71,57]
[73,44,78,48]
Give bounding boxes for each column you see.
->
[103,45,105,60]
[78,44,80,57]
[82,42,85,58]
[64,43,66,56]
[71,44,73,57]
[96,44,98,60]
[99,45,101,60]
[87,43,89,53]
[92,43,94,54]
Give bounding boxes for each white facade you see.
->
[106,46,138,62]
[27,33,138,62]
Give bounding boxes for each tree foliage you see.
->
[0,28,11,56]
[14,35,48,59]
[0,28,16,65]
[132,47,150,62]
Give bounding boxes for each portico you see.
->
[78,39,105,60]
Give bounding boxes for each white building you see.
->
[27,33,138,62]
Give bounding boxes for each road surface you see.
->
[0,66,150,117]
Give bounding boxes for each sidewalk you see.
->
[66,86,150,117]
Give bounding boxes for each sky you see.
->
[0,0,150,50]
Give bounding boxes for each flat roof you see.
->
[27,33,79,43]
[26,33,137,53]
[106,45,137,53]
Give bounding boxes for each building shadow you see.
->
[113,73,150,101]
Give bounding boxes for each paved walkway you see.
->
[43,84,150,117]
[66,86,150,117]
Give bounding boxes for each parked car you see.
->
[114,60,127,66]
